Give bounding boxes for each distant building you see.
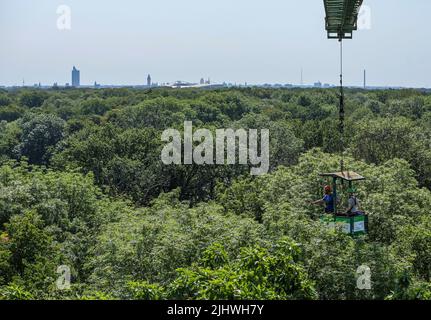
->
[363,69,367,89]
[147,74,152,87]
[314,81,322,88]
[72,66,80,87]
[200,78,205,85]
[172,81,198,88]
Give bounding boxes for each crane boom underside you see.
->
[324,0,364,39]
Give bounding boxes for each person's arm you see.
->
[311,198,324,205]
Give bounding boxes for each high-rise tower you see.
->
[147,74,151,87]
[72,66,80,87]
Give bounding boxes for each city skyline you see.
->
[3,64,424,90]
[1,0,430,88]
[1,65,365,89]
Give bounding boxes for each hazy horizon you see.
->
[1,0,430,88]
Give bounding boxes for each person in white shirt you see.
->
[345,187,361,215]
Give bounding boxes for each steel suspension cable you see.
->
[339,38,345,174]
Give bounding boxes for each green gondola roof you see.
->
[323,0,364,39]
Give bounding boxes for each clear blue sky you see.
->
[1,0,430,87]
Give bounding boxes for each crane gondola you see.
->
[320,0,367,236]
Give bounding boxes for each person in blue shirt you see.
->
[311,185,335,214]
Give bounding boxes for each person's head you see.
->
[324,185,332,195]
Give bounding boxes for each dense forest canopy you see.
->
[0,86,430,300]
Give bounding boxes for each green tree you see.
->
[168,239,317,300]
[19,91,48,108]
[14,113,66,164]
